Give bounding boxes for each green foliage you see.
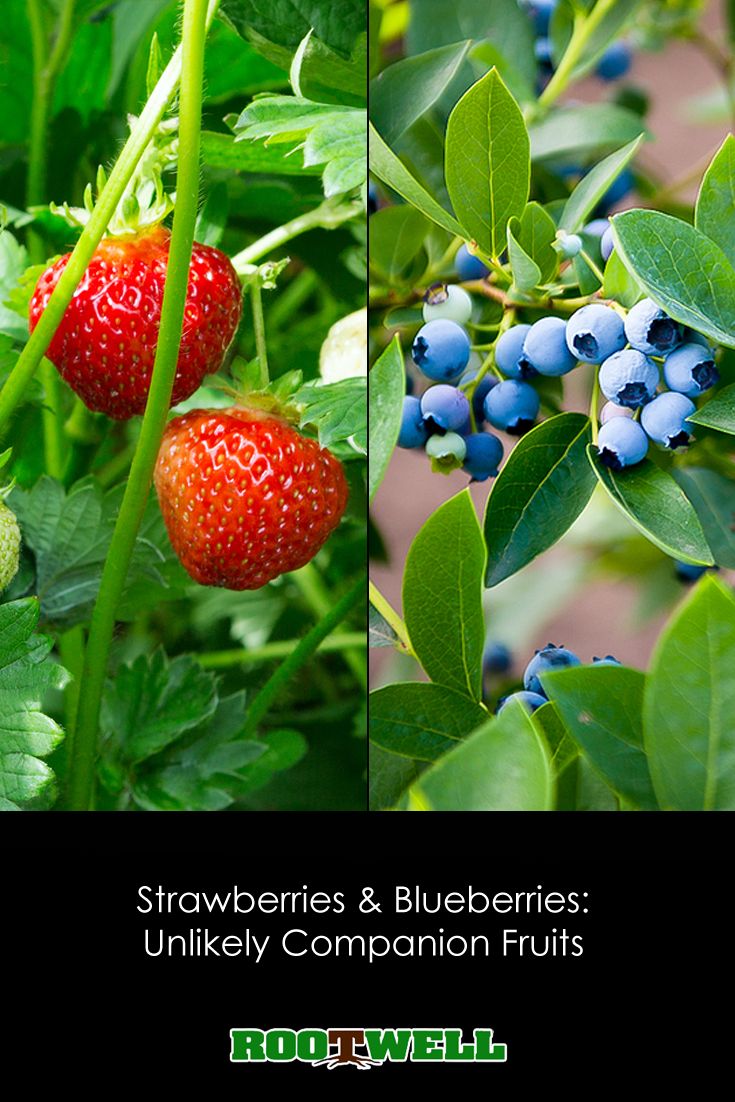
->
[368,336,403,502]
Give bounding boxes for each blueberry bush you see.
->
[369,0,735,811]
[0,0,366,811]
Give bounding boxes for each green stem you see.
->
[66,0,211,811]
[199,631,366,669]
[537,0,620,111]
[58,624,85,760]
[250,282,269,386]
[242,574,365,735]
[230,199,361,270]
[368,579,413,656]
[589,369,600,446]
[267,269,318,329]
[0,0,220,440]
[294,562,367,687]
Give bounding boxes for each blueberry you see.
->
[455,244,489,282]
[495,324,536,379]
[601,226,615,262]
[412,319,471,381]
[496,690,547,715]
[596,41,632,81]
[599,348,659,408]
[566,304,626,364]
[640,391,695,449]
[582,218,610,238]
[420,384,471,433]
[535,37,553,71]
[674,561,708,583]
[483,641,512,676]
[597,416,649,470]
[682,328,712,349]
[368,182,378,215]
[523,316,577,376]
[624,298,683,355]
[484,379,540,434]
[527,0,557,36]
[558,232,583,258]
[523,643,581,696]
[600,400,634,425]
[593,655,622,666]
[426,431,466,469]
[423,283,474,326]
[460,368,497,425]
[663,342,719,396]
[462,432,504,481]
[398,396,428,449]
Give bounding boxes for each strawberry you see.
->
[154,408,349,589]
[0,500,21,592]
[29,227,242,420]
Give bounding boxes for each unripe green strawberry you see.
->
[0,501,21,591]
[154,408,349,589]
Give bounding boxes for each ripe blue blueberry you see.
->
[596,41,632,81]
[599,348,659,408]
[460,368,497,425]
[527,0,557,35]
[597,416,649,470]
[420,384,471,433]
[523,316,577,376]
[674,561,708,583]
[523,644,581,696]
[601,226,615,262]
[455,244,489,281]
[535,37,553,70]
[368,182,378,215]
[663,342,719,396]
[483,641,512,676]
[558,232,583,258]
[423,283,473,326]
[640,391,695,449]
[600,400,634,425]
[593,655,622,666]
[566,304,626,364]
[412,319,471,381]
[495,324,535,379]
[426,431,466,466]
[462,432,504,481]
[484,379,540,434]
[624,297,682,355]
[398,396,428,449]
[496,690,547,715]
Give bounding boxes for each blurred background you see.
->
[370,0,735,690]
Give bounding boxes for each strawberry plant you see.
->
[369,0,735,811]
[0,0,366,811]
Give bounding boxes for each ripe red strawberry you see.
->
[154,408,349,589]
[29,227,242,420]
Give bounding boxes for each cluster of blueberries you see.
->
[484,641,619,714]
[524,0,632,85]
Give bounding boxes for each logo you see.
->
[230,1027,507,1069]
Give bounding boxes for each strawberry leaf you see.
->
[295,377,367,454]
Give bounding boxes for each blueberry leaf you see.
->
[368,602,399,649]
[560,135,644,233]
[541,665,658,810]
[370,41,470,146]
[369,206,430,285]
[644,575,735,810]
[368,336,404,502]
[445,68,530,260]
[403,489,486,700]
[369,122,464,237]
[586,445,714,566]
[369,741,425,811]
[406,697,554,811]
[602,248,644,309]
[673,467,735,569]
[687,381,735,435]
[695,134,735,267]
[484,413,596,587]
[530,104,647,162]
[370,682,487,762]
[518,201,558,282]
[507,216,541,292]
[611,209,735,348]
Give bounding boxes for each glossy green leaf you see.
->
[673,467,735,569]
[296,377,367,453]
[407,698,553,811]
[587,446,714,566]
[370,682,488,761]
[369,336,405,502]
[560,136,644,233]
[507,217,541,292]
[556,756,619,811]
[369,206,430,284]
[612,209,735,348]
[530,105,646,161]
[369,742,424,810]
[644,575,735,810]
[445,69,530,260]
[518,201,558,282]
[687,382,735,435]
[201,130,320,175]
[368,602,399,649]
[541,665,657,810]
[403,490,486,699]
[370,41,470,145]
[695,134,735,267]
[369,122,464,237]
[602,248,644,308]
[484,414,595,587]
